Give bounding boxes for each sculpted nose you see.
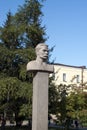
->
[45,51,48,54]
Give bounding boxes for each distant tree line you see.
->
[49,80,87,126]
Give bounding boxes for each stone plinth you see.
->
[32,72,49,130]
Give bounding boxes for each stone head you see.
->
[35,43,48,61]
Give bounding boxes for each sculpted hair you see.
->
[35,43,48,55]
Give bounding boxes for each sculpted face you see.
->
[38,46,48,60]
[27,43,54,72]
[36,43,48,61]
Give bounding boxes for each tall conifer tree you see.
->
[0,0,46,122]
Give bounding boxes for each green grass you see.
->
[1,126,65,130]
[1,126,73,130]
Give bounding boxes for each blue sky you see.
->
[0,0,87,66]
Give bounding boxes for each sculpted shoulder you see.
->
[27,60,38,71]
[26,43,54,73]
[27,60,54,73]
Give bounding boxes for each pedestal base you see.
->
[32,72,49,130]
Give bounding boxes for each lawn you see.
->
[0,126,65,130]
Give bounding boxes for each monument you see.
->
[27,43,54,130]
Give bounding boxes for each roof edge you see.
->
[53,63,86,69]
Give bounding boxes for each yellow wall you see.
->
[54,64,87,90]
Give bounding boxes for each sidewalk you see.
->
[49,123,87,130]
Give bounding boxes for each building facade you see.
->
[53,63,87,91]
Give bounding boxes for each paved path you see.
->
[72,128,87,130]
[49,124,87,130]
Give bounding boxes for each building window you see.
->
[63,73,66,82]
[77,75,80,83]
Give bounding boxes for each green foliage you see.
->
[56,84,70,122]
[0,77,20,100]
[15,0,47,47]
[79,109,87,125]
[0,0,46,120]
[49,81,87,124]
[0,11,21,49]
[49,82,60,115]
[49,81,70,122]
[84,92,87,109]
[66,88,85,118]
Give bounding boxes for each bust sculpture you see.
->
[27,43,54,73]
[27,43,54,130]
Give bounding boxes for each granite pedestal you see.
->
[32,72,49,130]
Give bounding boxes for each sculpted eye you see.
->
[43,50,48,52]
